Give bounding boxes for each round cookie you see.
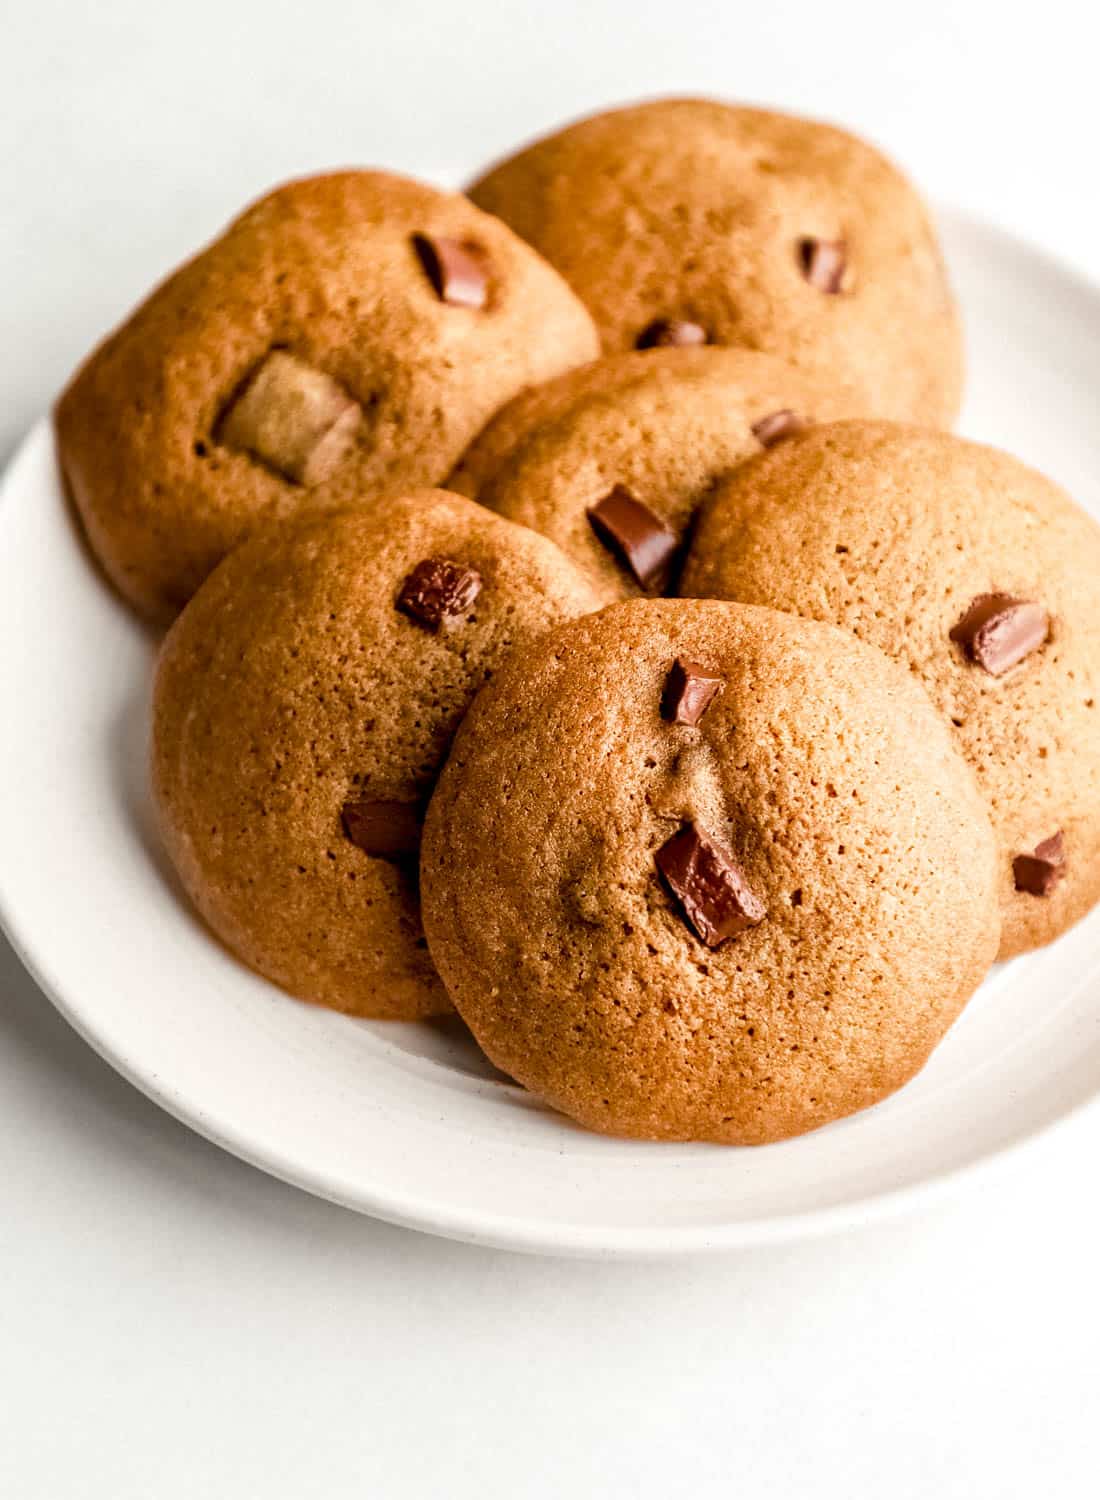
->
[152,490,602,1020]
[681,420,1100,958]
[452,346,864,602]
[421,600,1000,1144]
[469,99,963,427]
[56,170,599,623]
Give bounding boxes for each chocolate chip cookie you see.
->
[420,600,1000,1143]
[450,346,863,602]
[681,420,1100,957]
[469,99,963,427]
[152,490,601,1020]
[56,170,599,622]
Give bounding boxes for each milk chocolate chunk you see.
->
[751,409,807,448]
[798,238,847,293]
[412,233,490,309]
[636,319,708,349]
[397,557,482,630]
[587,486,678,590]
[341,798,421,858]
[218,350,362,486]
[661,659,724,726]
[656,822,766,947]
[1013,830,1066,896]
[950,595,1049,676]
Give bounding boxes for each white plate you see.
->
[3,210,1100,1258]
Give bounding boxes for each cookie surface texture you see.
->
[682,420,1100,956]
[57,171,599,621]
[152,491,601,1019]
[421,599,1000,1143]
[469,99,963,428]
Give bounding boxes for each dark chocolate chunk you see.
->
[636,319,709,349]
[397,557,482,630]
[950,595,1049,677]
[656,822,766,947]
[412,234,490,309]
[661,658,724,726]
[1013,830,1066,896]
[341,799,421,858]
[751,409,807,448]
[586,485,678,590]
[798,238,847,293]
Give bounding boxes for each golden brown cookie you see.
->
[421,600,1000,1143]
[56,171,599,622]
[469,99,963,427]
[450,347,864,602]
[681,420,1100,957]
[152,490,602,1020]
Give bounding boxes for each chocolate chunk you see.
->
[397,558,482,630]
[587,486,679,590]
[217,350,362,486]
[412,234,490,309]
[950,595,1049,676]
[636,319,709,349]
[1013,830,1066,896]
[661,659,724,726]
[656,823,766,947]
[751,409,807,448]
[798,238,847,294]
[341,799,421,858]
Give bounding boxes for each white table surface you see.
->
[3,2,1098,1494]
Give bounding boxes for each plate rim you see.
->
[4,204,1100,1257]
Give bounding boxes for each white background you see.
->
[2,1,1098,1494]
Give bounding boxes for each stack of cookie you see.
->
[55,99,1100,1145]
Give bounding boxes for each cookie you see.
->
[450,346,863,602]
[681,420,1100,957]
[152,490,602,1020]
[56,170,599,622]
[420,600,1000,1144]
[469,99,963,427]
